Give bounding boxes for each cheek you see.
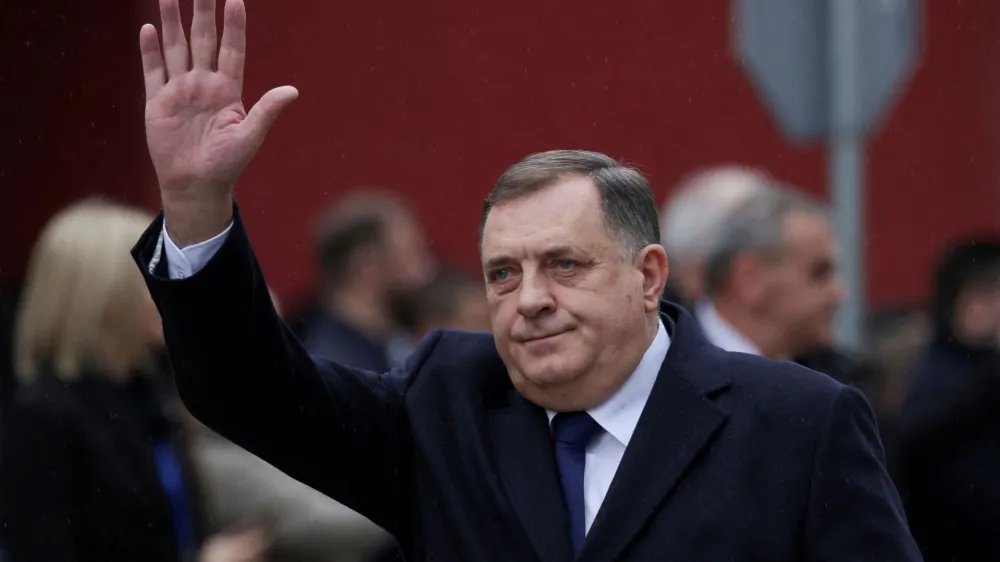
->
[488,299,514,339]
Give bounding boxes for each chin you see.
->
[813,328,835,348]
[517,357,586,388]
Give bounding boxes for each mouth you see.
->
[521,330,571,345]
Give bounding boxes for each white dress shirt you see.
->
[695,300,762,356]
[156,221,672,537]
[152,221,233,278]
[546,320,669,534]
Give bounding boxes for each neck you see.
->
[325,284,393,341]
[712,295,791,359]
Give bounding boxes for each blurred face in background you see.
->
[481,177,665,411]
[381,211,436,328]
[756,212,843,356]
[954,280,1000,348]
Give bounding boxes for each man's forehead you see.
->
[481,206,603,261]
[482,178,601,238]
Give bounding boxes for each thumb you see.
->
[243,85,299,144]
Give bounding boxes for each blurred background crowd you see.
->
[3,0,1000,561]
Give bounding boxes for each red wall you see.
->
[4,0,999,309]
[1,1,152,284]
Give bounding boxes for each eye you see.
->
[553,260,575,270]
[489,268,511,282]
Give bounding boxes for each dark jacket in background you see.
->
[0,371,207,562]
[295,306,391,374]
[897,328,1000,562]
[796,348,881,402]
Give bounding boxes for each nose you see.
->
[516,268,556,319]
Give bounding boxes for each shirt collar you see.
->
[546,320,670,448]
[696,300,762,356]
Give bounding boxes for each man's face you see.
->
[759,212,843,355]
[480,176,665,410]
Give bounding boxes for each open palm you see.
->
[140,0,297,197]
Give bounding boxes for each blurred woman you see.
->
[0,199,267,562]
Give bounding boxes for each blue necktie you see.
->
[552,412,603,554]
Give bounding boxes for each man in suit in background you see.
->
[694,183,879,387]
[694,185,842,359]
[131,0,920,559]
[291,192,435,372]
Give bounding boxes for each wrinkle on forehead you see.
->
[481,178,609,259]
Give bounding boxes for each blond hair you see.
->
[15,198,154,381]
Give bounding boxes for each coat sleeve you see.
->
[132,206,438,544]
[802,385,923,561]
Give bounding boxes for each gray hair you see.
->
[659,166,772,266]
[703,184,827,296]
[480,150,660,259]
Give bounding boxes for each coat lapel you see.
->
[577,309,731,562]
[488,390,573,562]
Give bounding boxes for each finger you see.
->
[139,24,166,99]
[243,86,299,146]
[159,0,190,77]
[191,0,218,70]
[218,0,247,87]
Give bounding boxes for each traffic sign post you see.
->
[829,0,865,352]
[733,0,922,350]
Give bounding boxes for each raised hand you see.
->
[140,0,297,245]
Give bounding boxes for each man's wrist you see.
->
[162,191,234,249]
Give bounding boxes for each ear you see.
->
[636,245,669,313]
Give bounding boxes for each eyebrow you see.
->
[482,246,582,271]
[483,256,515,272]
